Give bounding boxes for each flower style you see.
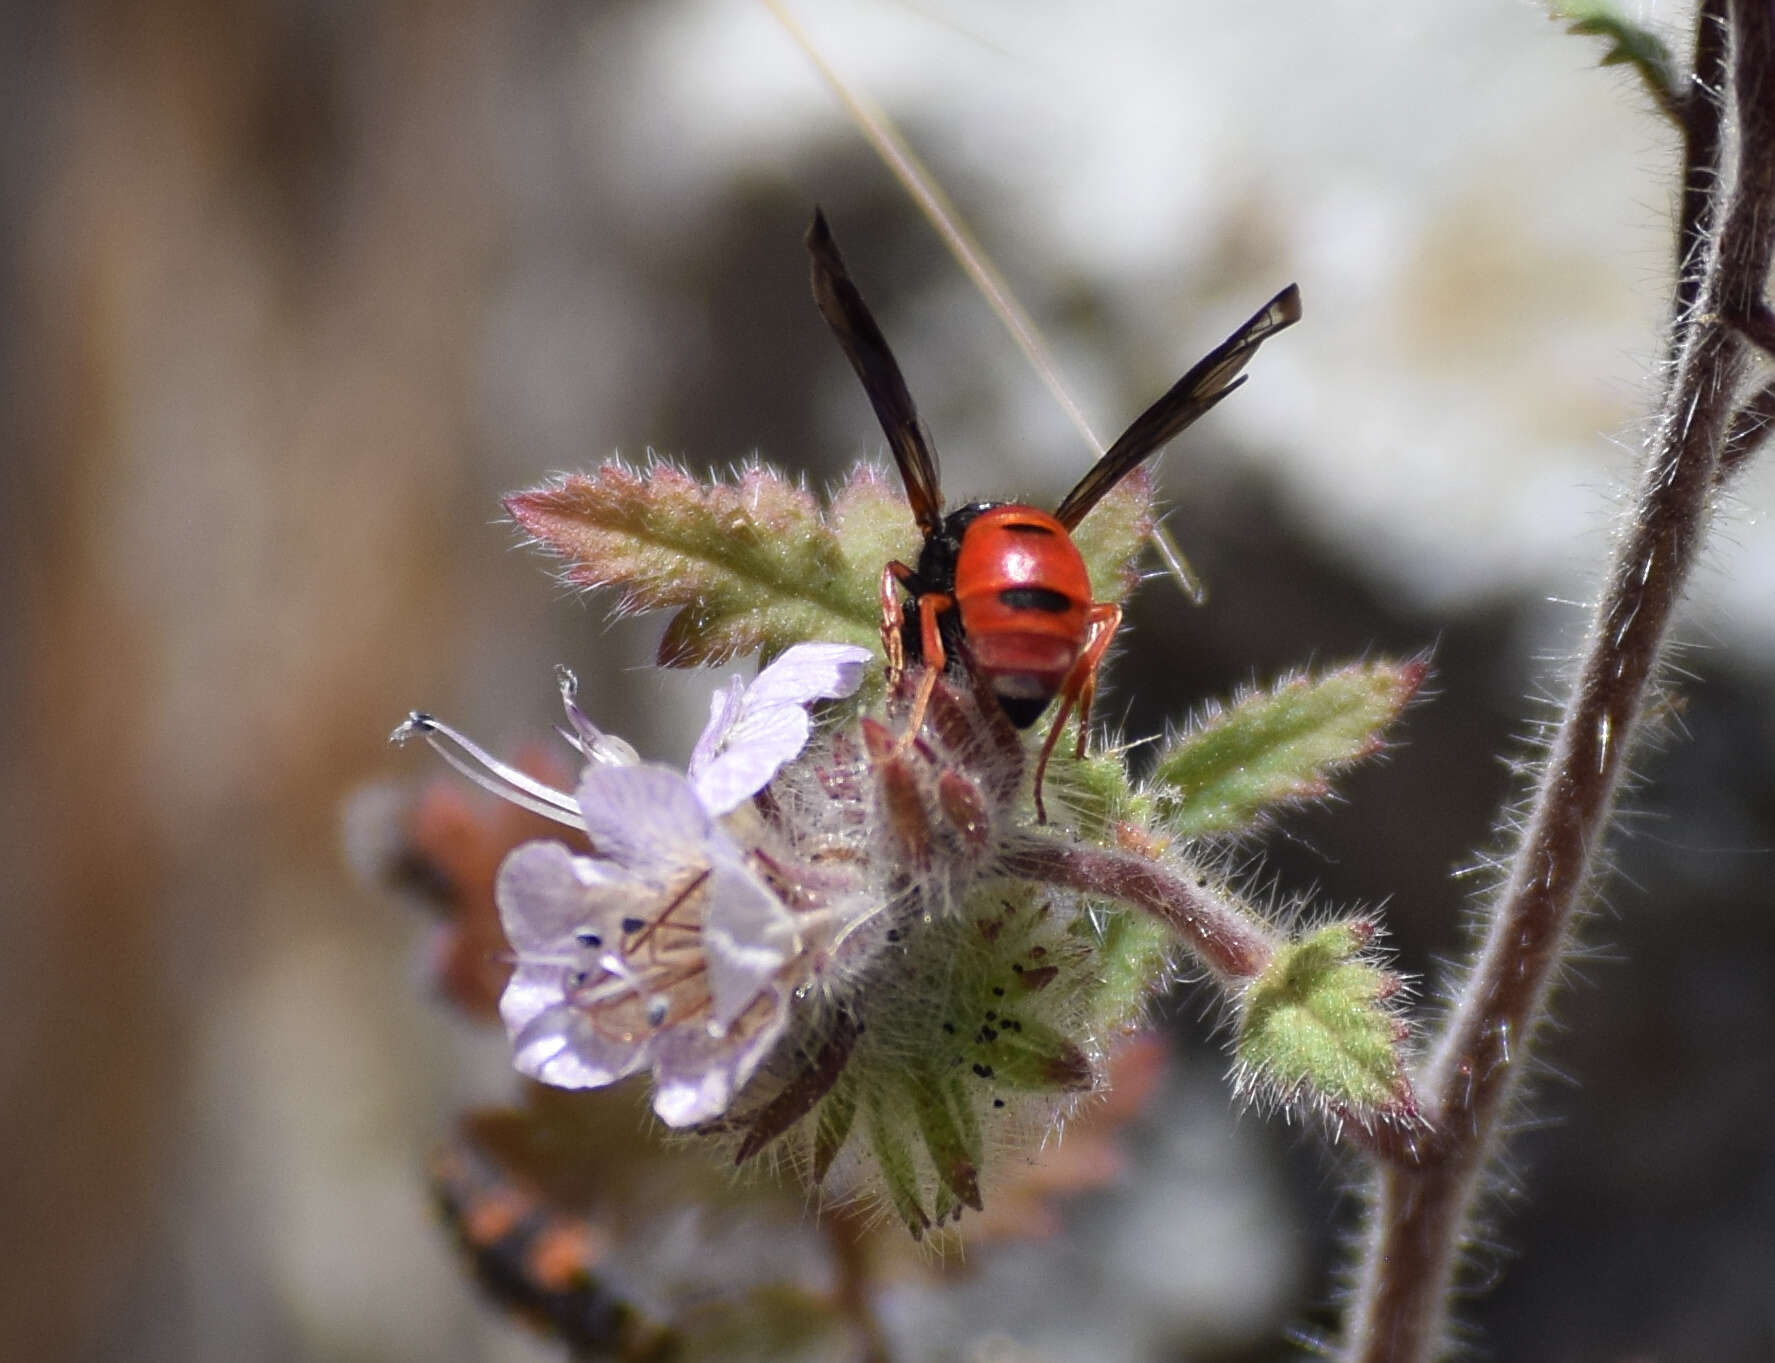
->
[394,642,872,1127]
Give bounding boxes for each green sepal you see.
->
[866,1096,930,1239]
[982,1016,1095,1094]
[1038,744,1140,841]
[1151,659,1425,837]
[1237,921,1405,1115]
[810,1072,857,1185]
[909,1068,984,1212]
[944,1072,982,1170]
[1083,905,1176,1033]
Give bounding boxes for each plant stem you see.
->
[1671,0,1731,352]
[1341,4,1775,1359]
[1001,834,1277,983]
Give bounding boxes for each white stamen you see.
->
[390,712,584,829]
[575,970,644,1009]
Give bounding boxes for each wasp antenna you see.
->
[806,209,946,539]
[1052,284,1302,532]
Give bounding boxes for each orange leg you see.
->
[894,591,952,755]
[1031,603,1121,824]
[879,562,916,686]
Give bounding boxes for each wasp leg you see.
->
[1031,603,1121,824]
[895,591,952,756]
[880,561,916,687]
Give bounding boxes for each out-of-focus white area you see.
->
[498,0,1771,650]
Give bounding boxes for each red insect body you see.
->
[953,506,1095,695]
[807,210,1300,820]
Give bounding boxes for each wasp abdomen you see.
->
[945,504,1096,725]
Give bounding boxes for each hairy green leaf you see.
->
[505,456,1156,669]
[1151,659,1426,837]
[1068,469,1156,607]
[1237,920,1406,1117]
[506,460,903,666]
[1555,2,1683,122]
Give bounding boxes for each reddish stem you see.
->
[1341,4,1775,1358]
[1001,834,1277,983]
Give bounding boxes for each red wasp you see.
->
[806,210,1301,821]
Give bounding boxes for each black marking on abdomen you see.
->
[998,586,1071,613]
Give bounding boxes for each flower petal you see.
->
[495,840,622,954]
[508,995,650,1090]
[701,845,800,1027]
[688,675,747,779]
[686,644,872,814]
[649,1040,737,1127]
[574,763,713,871]
[745,642,869,709]
[690,705,810,815]
[745,642,873,709]
[649,991,788,1127]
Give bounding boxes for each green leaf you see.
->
[1553,2,1683,122]
[505,460,901,666]
[1151,659,1425,837]
[1237,921,1406,1116]
[1068,468,1155,607]
[502,456,1153,670]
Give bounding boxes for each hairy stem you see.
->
[1671,0,1731,350]
[1341,4,1775,1359]
[1001,834,1277,983]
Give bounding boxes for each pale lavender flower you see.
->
[392,642,872,1126]
[497,763,800,1125]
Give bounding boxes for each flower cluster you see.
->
[393,463,1424,1237]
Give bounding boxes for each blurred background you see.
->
[5,1,1773,1359]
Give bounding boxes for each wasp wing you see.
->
[1053,283,1301,531]
[806,210,945,539]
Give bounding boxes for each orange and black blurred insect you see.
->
[431,1127,645,1356]
[806,210,1301,820]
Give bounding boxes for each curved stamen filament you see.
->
[390,712,583,828]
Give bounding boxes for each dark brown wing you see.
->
[806,209,945,539]
[1052,283,1302,531]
